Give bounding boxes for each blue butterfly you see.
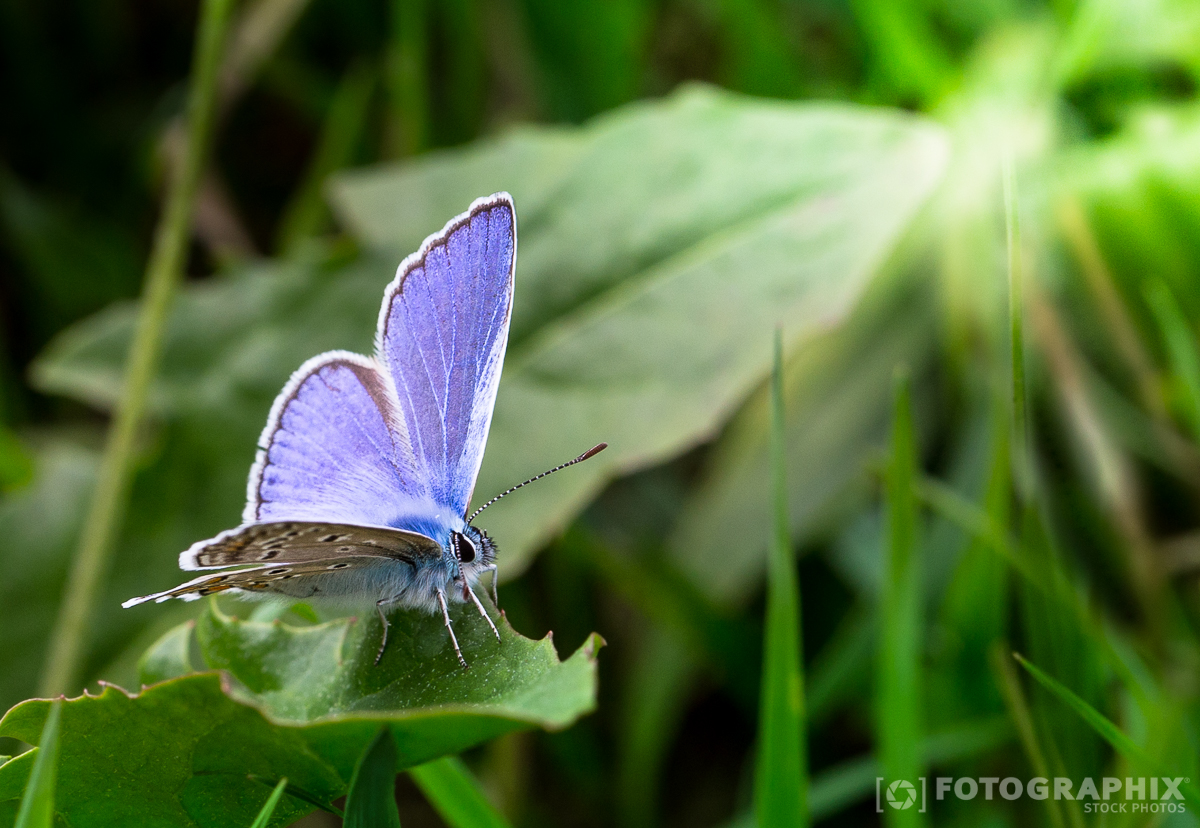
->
[124,193,605,668]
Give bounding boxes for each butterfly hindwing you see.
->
[378,193,515,518]
[180,521,444,570]
[122,557,389,606]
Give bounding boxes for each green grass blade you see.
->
[1014,653,1200,812]
[384,0,427,156]
[275,60,375,252]
[877,371,925,827]
[1004,156,1033,502]
[248,777,288,828]
[991,648,1071,828]
[344,729,402,828]
[410,756,513,828]
[38,0,236,697]
[753,329,808,826]
[1144,277,1200,441]
[14,699,61,828]
[616,624,700,828]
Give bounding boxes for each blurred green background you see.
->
[4,0,1200,825]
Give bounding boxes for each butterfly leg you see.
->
[374,597,396,665]
[436,588,469,670]
[484,564,499,606]
[462,580,501,642]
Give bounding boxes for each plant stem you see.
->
[38,0,235,698]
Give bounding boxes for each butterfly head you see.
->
[450,525,496,579]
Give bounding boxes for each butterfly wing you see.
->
[127,521,443,606]
[376,193,516,518]
[245,351,430,526]
[179,521,443,570]
[122,557,389,606]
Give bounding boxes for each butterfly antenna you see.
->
[467,443,608,524]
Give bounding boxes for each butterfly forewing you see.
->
[246,353,429,526]
[180,521,443,569]
[379,195,515,518]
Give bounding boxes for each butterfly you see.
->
[124,193,606,668]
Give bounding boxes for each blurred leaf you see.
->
[670,276,936,606]
[0,428,33,493]
[876,374,925,828]
[247,777,288,828]
[13,700,59,828]
[753,331,807,827]
[137,621,195,687]
[36,87,948,583]
[345,731,401,828]
[0,440,97,714]
[409,756,513,828]
[0,602,600,827]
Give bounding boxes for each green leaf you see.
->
[753,330,807,827]
[0,603,600,827]
[13,699,60,828]
[0,440,97,714]
[345,730,401,828]
[409,756,513,828]
[247,778,288,828]
[876,373,925,828]
[35,86,947,582]
[137,621,196,687]
[668,273,936,606]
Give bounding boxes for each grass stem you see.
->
[38,0,235,697]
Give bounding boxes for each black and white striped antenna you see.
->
[467,443,607,525]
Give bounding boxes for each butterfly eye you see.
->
[453,532,477,564]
